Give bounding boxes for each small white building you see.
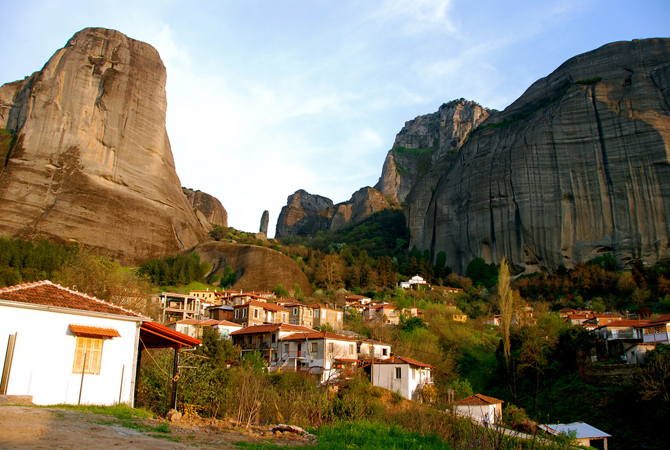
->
[166,318,242,339]
[0,281,147,406]
[540,422,611,449]
[357,340,392,360]
[399,275,431,290]
[453,394,504,425]
[371,355,434,401]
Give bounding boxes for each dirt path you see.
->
[0,406,313,450]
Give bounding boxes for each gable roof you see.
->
[454,394,504,406]
[229,323,315,336]
[541,422,611,439]
[594,319,649,330]
[646,313,670,326]
[280,331,357,342]
[234,300,289,312]
[0,280,147,319]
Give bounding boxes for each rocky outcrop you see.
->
[259,210,269,235]
[407,38,670,274]
[189,241,313,295]
[375,100,489,203]
[275,187,393,238]
[0,28,209,264]
[182,188,228,228]
[275,190,334,238]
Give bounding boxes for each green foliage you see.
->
[399,316,427,333]
[138,252,209,287]
[575,76,603,85]
[588,253,617,271]
[273,284,289,298]
[316,420,450,450]
[392,146,435,156]
[639,343,670,403]
[0,237,70,287]
[220,265,237,286]
[447,379,474,400]
[466,258,498,289]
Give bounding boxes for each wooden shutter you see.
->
[72,337,103,374]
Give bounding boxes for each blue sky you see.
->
[2,1,669,237]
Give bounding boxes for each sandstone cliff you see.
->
[275,187,393,238]
[0,28,209,264]
[182,188,228,229]
[407,38,670,274]
[189,241,313,294]
[375,99,489,203]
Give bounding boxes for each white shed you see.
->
[371,355,434,401]
[454,394,504,424]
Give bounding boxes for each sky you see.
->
[1,1,669,237]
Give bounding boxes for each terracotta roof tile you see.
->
[230,323,315,336]
[69,324,121,338]
[280,331,357,342]
[454,394,504,406]
[0,280,147,318]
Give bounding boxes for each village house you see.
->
[344,295,372,312]
[369,355,434,401]
[206,304,235,321]
[311,304,344,330]
[582,313,623,330]
[167,318,242,340]
[227,293,269,306]
[189,289,219,303]
[453,394,504,425]
[540,422,611,449]
[277,331,359,384]
[229,323,315,363]
[641,313,670,345]
[0,281,200,406]
[284,301,315,327]
[566,313,593,326]
[364,303,399,324]
[484,315,502,326]
[158,292,209,323]
[513,305,537,326]
[232,301,289,327]
[357,340,392,360]
[594,319,649,361]
[399,275,431,290]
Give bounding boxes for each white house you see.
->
[371,355,434,401]
[277,331,359,384]
[166,318,242,339]
[453,394,504,425]
[357,340,392,360]
[399,275,430,290]
[0,281,147,406]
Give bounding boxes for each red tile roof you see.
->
[454,394,504,406]
[69,324,121,338]
[372,355,435,368]
[234,300,289,312]
[594,320,649,330]
[230,323,315,336]
[0,280,147,319]
[647,313,670,326]
[280,331,357,342]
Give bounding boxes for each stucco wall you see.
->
[0,304,140,405]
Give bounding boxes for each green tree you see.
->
[497,257,515,401]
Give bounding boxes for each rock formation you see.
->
[406,38,670,274]
[0,28,209,264]
[375,99,489,203]
[259,210,269,235]
[182,188,228,230]
[275,187,393,238]
[189,241,313,295]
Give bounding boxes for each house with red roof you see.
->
[370,355,434,401]
[229,323,315,362]
[594,319,649,362]
[167,318,242,340]
[232,301,289,327]
[641,313,670,345]
[453,394,504,424]
[278,331,359,383]
[0,281,199,407]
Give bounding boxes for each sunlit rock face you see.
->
[183,188,228,229]
[405,38,670,274]
[0,28,209,264]
[275,187,393,238]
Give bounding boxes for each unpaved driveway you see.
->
[0,406,313,449]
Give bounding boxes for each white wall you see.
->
[0,304,140,406]
[372,364,432,400]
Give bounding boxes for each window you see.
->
[72,337,103,375]
[312,342,318,353]
[328,342,334,353]
[282,314,287,323]
[382,348,388,357]
[234,309,239,319]
[253,308,258,319]
[243,308,248,318]
[271,334,276,343]
[309,310,313,317]
[349,344,354,355]
[293,308,298,315]
[314,310,319,318]
[395,367,402,379]
[284,343,289,354]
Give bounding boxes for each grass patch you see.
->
[575,76,602,85]
[37,403,153,420]
[315,420,450,450]
[392,146,434,156]
[146,433,182,442]
[233,441,306,450]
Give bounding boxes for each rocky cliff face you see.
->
[275,187,393,238]
[407,38,670,274]
[375,100,489,203]
[0,28,209,264]
[182,188,228,230]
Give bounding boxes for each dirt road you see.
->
[0,406,312,450]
